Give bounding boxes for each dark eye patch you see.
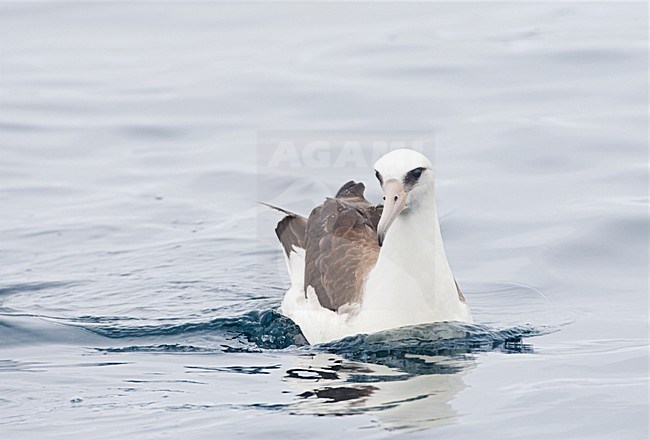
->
[375,170,383,185]
[403,167,426,189]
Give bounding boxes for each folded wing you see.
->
[303,181,382,311]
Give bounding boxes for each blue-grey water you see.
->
[0,3,648,439]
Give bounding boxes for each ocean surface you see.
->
[0,2,648,439]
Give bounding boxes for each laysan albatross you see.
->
[267,148,472,344]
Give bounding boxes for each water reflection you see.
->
[284,352,473,431]
[280,322,539,431]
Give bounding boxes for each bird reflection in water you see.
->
[281,322,536,431]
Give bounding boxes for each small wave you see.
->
[85,309,553,377]
[86,310,308,349]
[321,321,548,355]
[98,344,217,353]
[318,322,552,375]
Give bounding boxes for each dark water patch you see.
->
[86,310,307,349]
[318,322,551,376]
[286,368,340,381]
[98,343,265,355]
[166,404,218,412]
[346,373,411,383]
[246,403,293,412]
[98,344,217,353]
[186,364,281,375]
[221,344,263,354]
[74,362,131,368]
[298,385,379,403]
[125,379,207,385]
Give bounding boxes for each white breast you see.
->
[280,206,472,345]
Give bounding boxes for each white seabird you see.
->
[267,149,472,344]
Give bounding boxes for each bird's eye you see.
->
[375,170,383,184]
[404,167,426,187]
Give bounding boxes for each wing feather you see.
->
[263,203,308,257]
[304,181,382,312]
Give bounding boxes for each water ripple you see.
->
[85,309,551,379]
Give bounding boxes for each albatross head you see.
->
[373,149,435,246]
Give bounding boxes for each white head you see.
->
[373,149,435,245]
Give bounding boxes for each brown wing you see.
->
[304,181,382,312]
[263,203,308,257]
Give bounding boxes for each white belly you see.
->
[280,280,472,345]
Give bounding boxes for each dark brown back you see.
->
[303,181,382,311]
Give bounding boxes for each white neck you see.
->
[358,191,471,331]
